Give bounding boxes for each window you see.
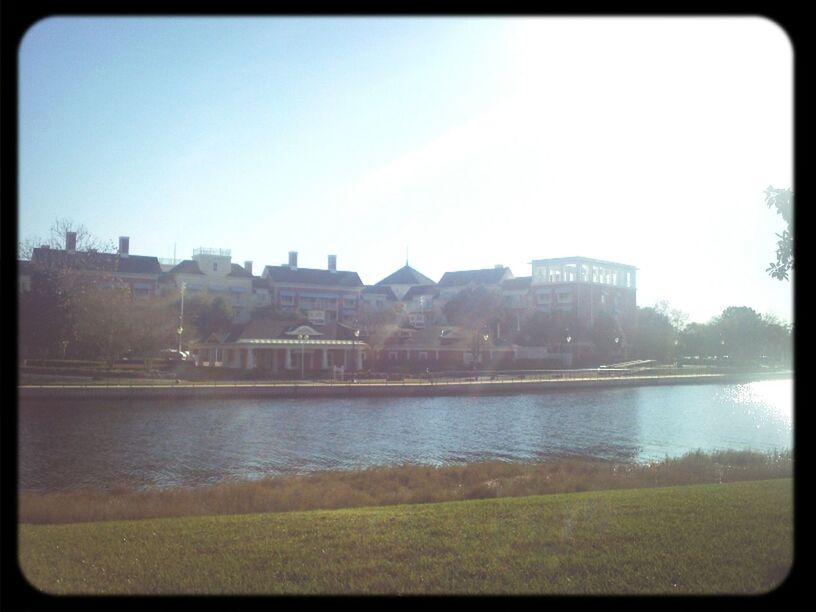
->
[213,262,218,272]
[389,352,398,360]
[419,352,428,360]
[307,310,325,325]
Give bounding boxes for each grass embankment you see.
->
[19,450,792,524]
[19,479,793,595]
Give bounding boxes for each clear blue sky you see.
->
[19,17,793,324]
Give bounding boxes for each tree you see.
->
[359,303,402,358]
[18,217,115,260]
[631,306,676,363]
[18,266,77,359]
[765,186,793,281]
[517,310,580,347]
[590,310,623,363]
[759,314,792,364]
[70,284,134,364]
[679,322,719,360]
[711,306,766,363]
[184,295,234,341]
[442,287,503,331]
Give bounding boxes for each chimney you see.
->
[288,251,298,270]
[65,231,77,253]
[119,236,130,257]
[328,254,337,273]
[244,260,253,276]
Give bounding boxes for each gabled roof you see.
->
[228,263,252,278]
[262,265,363,288]
[502,276,532,291]
[220,318,359,343]
[30,248,162,274]
[168,260,205,275]
[375,265,436,287]
[438,267,512,287]
[252,276,270,289]
[402,285,439,301]
[362,285,398,300]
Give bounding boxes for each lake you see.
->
[18,379,792,492]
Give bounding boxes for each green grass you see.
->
[19,479,792,595]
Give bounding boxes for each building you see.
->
[261,252,364,326]
[162,248,254,322]
[193,318,368,374]
[401,285,441,329]
[372,324,516,371]
[530,256,637,344]
[437,266,514,300]
[29,234,163,297]
[500,276,532,334]
[360,285,399,314]
[374,264,437,300]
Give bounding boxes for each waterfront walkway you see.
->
[18,368,791,400]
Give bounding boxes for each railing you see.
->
[192,247,231,257]
[21,365,785,390]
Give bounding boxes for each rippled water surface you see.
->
[19,380,793,491]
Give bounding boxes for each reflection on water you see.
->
[19,380,792,492]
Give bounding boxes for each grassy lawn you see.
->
[19,479,792,595]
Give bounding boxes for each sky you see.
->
[18,16,794,324]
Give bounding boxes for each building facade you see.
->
[261,252,364,326]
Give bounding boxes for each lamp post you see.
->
[177,282,186,354]
[563,334,572,368]
[353,328,360,373]
[298,333,309,379]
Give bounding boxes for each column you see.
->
[246,348,254,370]
[356,347,363,371]
[322,349,328,369]
[285,348,292,370]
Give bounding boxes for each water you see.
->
[18,380,793,492]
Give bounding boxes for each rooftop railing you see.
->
[193,247,231,257]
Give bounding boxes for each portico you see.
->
[192,321,367,374]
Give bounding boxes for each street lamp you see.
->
[353,328,360,373]
[298,333,309,379]
[177,282,186,354]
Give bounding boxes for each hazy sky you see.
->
[19,16,793,324]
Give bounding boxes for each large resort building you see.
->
[19,232,637,372]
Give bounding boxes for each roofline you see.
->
[531,257,638,270]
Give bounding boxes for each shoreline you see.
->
[18,369,792,400]
[19,450,793,525]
